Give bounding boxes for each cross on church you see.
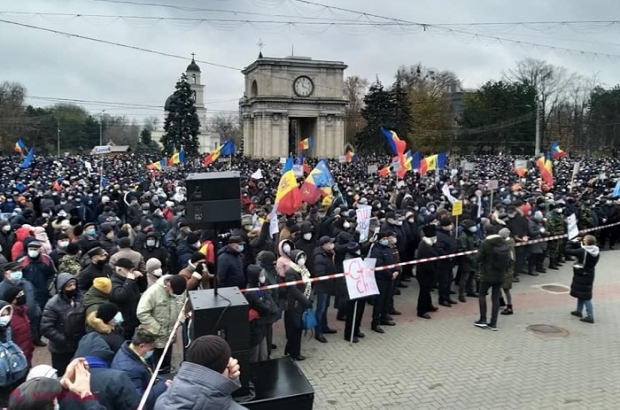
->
[191,52,195,60]
[257,39,265,53]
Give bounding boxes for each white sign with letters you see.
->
[355,204,372,242]
[344,257,379,300]
[567,213,579,240]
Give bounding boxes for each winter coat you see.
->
[311,247,336,295]
[283,265,310,328]
[216,246,246,289]
[140,245,170,275]
[416,238,438,287]
[568,244,600,301]
[501,237,516,291]
[249,222,273,257]
[83,282,111,317]
[275,239,295,277]
[527,219,546,254]
[110,247,146,273]
[245,266,278,347]
[435,228,458,272]
[137,275,185,348]
[78,263,112,292]
[155,362,246,410]
[456,231,478,273]
[60,367,140,410]
[9,304,33,367]
[0,278,38,326]
[19,253,55,308]
[476,234,508,284]
[84,313,125,356]
[293,233,316,272]
[369,242,396,281]
[109,272,143,333]
[11,225,33,262]
[111,342,168,410]
[0,227,15,261]
[41,273,83,354]
[176,242,198,271]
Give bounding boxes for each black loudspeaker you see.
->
[189,287,253,398]
[185,171,241,230]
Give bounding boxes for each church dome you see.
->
[186,57,201,73]
[164,94,174,112]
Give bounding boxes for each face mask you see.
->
[318,213,326,219]
[96,258,107,266]
[144,350,154,360]
[469,226,478,233]
[59,240,69,248]
[152,268,162,277]
[9,271,22,282]
[237,244,245,253]
[376,204,381,210]
[343,222,350,229]
[28,249,40,258]
[64,289,77,298]
[194,242,201,248]
[297,258,306,266]
[428,207,435,213]
[303,233,312,241]
[326,243,335,251]
[379,240,389,246]
[283,244,291,254]
[87,229,96,236]
[113,312,124,325]
[244,225,253,231]
[259,275,266,284]
[0,317,10,327]
[1,226,9,233]
[146,240,156,247]
[15,295,26,306]
[390,237,398,244]
[142,210,149,215]
[606,201,612,205]
[407,218,414,223]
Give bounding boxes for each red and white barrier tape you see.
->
[242,221,620,293]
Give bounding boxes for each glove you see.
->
[195,263,205,274]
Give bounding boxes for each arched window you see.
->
[251,80,258,97]
[192,74,197,84]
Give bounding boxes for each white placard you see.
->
[391,158,402,172]
[514,160,528,170]
[250,169,263,180]
[572,162,580,179]
[279,157,287,164]
[344,257,379,300]
[567,213,579,240]
[487,179,498,190]
[338,155,347,164]
[293,165,303,177]
[450,169,458,176]
[269,204,279,237]
[355,204,372,242]
[84,161,92,171]
[463,162,475,171]
[367,165,378,174]
[91,146,111,155]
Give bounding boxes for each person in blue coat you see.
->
[111,329,169,410]
[216,236,246,288]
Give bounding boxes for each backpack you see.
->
[0,329,28,387]
[491,243,511,272]
[64,301,87,342]
[59,255,82,276]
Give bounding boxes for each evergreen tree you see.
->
[135,126,160,154]
[161,73,200,156]
[353,81,396,154]
[389,73,413,143]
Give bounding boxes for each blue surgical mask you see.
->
[9,271,22,282]
[379,240,389,246]
[469,227,478,233]
[144,350,154,360]
[87,229,96,236]
[0,317,10,327]
[237,244,245,253]
[113,312,124,325]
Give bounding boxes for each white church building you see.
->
[153,56,219,154]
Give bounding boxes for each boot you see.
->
[501,305,514,315]
[549,258,559,270]
[499,297,506,307]
[458,292,466,303]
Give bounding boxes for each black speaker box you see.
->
[185,171,241,230]
[189,287,252,396]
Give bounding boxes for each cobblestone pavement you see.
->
[31,250,620,409]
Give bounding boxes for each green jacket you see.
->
[137,275,185,348]
[457,231,479,272]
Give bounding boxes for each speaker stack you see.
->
[185,171,242,231]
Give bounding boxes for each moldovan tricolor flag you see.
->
[381,128,406,162]
[203,140,234,167]
[536,153,554,186]
[419,153,446,175]
[550,141,567,158]
[275,156,302,215]
[298,137,313,151]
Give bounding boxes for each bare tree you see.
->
[210,112,242,146]
[343,76,369,143]
[504,58,579,150]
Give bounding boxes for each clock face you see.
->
[294,76,314,97]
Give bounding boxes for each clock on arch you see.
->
[293,76,314,97]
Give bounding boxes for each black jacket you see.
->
[216,246,246,288]
[140,245,170,275]
[416,238,438,287]
[109,272,142,331]
[283,265,310,328]
[311,247,336,294]
[41,273,83,354]
[476,235,507,284]
[78,262,113,292]
[568,244,599,300]
[435,228,457,271]
[369,242,395,281]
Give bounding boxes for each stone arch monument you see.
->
[240,55,348,158]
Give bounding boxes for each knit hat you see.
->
[100,223,113,235]
[93,277,112,294]
[347,241,360,253]
[115,258,134,269]
[26,364,58,381]
[498,227,511,239]
[422,225,437,238]
[186,335,231,374]
[257,251,276,265]
[168,275,187,295]
[146,258,162,274]
[96,303,119,323]
[4,286,21,304]
[187,232,199,245]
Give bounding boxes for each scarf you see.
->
[290,262,312,299]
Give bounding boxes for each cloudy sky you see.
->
[1,0,619,129]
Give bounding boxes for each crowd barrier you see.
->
[242,221,620,293]
[138,220,620,407]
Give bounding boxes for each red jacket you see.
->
[10,304,33,367]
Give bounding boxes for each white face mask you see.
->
[2,226,10,232]
[343,222,350,229]
[283,244,291,254]
[303,233,312,241]
[259,275,266,284]
[152,268,163,277]
[297,258,306,266]
[390,237,398,244]
[28,249,40,258]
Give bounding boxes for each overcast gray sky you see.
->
[1,0,619,128]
